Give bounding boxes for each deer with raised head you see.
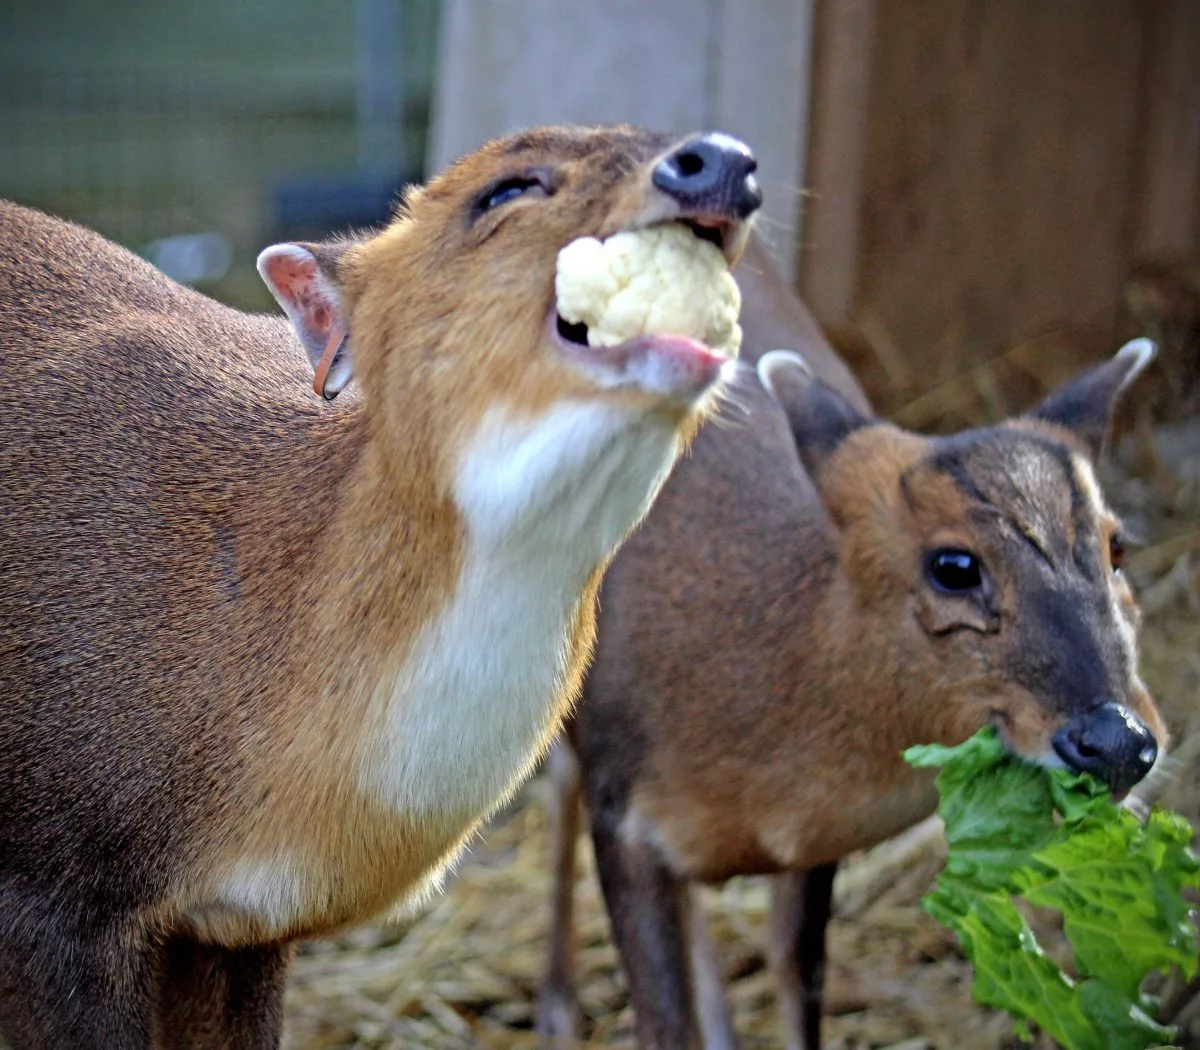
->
[538,240,1164,1050]
[0,124,763,1049]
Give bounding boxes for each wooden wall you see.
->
[799,0,1200,408]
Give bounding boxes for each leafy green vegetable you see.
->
[905,728,1200,1050]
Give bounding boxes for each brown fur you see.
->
[0,124,758,1048]
[542,246,1164,1049]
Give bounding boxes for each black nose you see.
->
[1052,700,1158,795]
[652,133,762,220]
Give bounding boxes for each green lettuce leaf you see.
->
[905,727,1200,1049]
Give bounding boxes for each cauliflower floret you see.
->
[555,224,742,358]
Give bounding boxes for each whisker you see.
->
[709,385,756,433]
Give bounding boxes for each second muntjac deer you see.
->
[538,243,1164,1049]
[0,124,763,1049]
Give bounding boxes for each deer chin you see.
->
[547,309,729,405]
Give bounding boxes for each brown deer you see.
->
[0,124,763,1049]
[538,241,1164,1050]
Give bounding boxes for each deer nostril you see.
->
[1053,725,1097,772]
[654,139,722,195]
[674,149,706,178]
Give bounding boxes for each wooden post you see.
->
[796,0,875,324]
[711,0,816,282]
[1131,0,1200,262]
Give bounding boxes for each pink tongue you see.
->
[550,311,726,399]
[614,333,726,397]
[626,332,723,362]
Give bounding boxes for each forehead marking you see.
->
[1069,451,1119,578]
[1070,452,1109,523]
[932,453,992,509]
[933,431,1088,566]
[1071,449,1140,687]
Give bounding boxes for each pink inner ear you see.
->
[261,247,338,343]
[263,252,317,308]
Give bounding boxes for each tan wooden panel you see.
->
[797,0,876,321]
[1131,0,1200,261]
[848,0,1147,385]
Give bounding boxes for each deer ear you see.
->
[1029,338,1156,459]
[257,242,354,399]
[757,349,874,478]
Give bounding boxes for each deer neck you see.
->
[261,397,685,830]
[356,402,684,816]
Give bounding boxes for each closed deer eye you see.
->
[474,174,549,216]
[926,548,984,594]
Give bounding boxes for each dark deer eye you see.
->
[1109,534,1126,573]
[926,548,984,593]
[476,175,546,214]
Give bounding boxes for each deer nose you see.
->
[1052,700,1158,796]
[652,133,762,220]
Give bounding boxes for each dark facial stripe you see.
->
[927,436,993,507]
[1013,582,1118,714]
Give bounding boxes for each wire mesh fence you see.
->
[0,0,441,309]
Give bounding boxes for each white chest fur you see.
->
[358,399,684,821]
[192,400,687,941]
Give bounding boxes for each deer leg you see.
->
[589,808,700,1050]
[684,887,738,1050]
[768,864,836,1050]
[0,903,155,1050]
[537,739,585,1045]
[154,936,293,1050]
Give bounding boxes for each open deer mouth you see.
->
[555,315,591,346]
[679,216,734,254]
[551,218,743,361]
[548,218,743,402]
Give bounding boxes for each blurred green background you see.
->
[0,0,442,310]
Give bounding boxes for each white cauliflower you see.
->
[555,224,742,358]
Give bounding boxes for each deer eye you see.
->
[1109,533,1126,573]
[926,548,984,594]
[475,174,548,215]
